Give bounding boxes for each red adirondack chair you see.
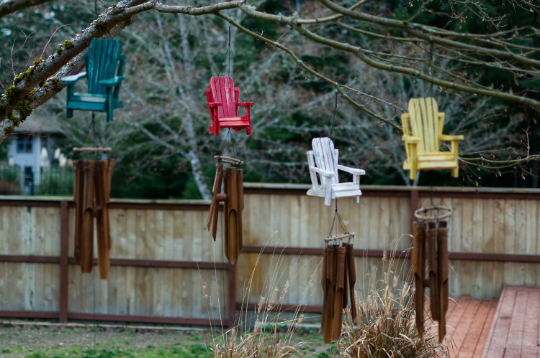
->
[206,77,254,136]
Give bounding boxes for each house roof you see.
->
[14,112,62,134]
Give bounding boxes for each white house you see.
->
[6,114,62,194]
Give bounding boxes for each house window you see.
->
[24,167,33,187]
[17,135,33,153]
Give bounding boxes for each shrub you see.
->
[36,169,73,195]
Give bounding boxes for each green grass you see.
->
[16,344,213,358]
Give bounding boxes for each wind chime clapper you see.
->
[206,155,244,265]
[321,232,357,344]
[73,147,114,279]
[412,206,452,343]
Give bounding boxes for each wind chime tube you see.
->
[426,223,440,322]
[323,246,335,344]
[412,222,425,339]
[333,247,346,342]
[81,160,96,273]
[343,252,348,309]
[207,163,224,240]
[321,247,328,331]
[225,167,240,265]
[105,159,115,252]
[73,160,84,264]
[437,223,449,343]
[236,168,244,256]
[95,160,111,279]
[344,243,357,321]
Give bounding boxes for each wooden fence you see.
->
[0,184,539,326]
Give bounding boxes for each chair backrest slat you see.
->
[210,77,237,118]
[408,98,440,153]
[312,137,338,185]
[86,39,120,95]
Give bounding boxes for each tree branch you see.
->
[0,0,55,20]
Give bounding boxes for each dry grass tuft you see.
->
[339,250,452,358]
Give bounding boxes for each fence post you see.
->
[228,263,237,328]
[59,201,69,323]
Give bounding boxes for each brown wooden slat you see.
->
[0,311,59,319]
[522,290,540,347]
[453,300,482,354]
[59,201,69,323]
[0,255,60,263]
[507,290,528,346]
[67,313,226,326]
[460,300,494,355]
[67,258,229,269]
[473,300,498,358]
[237,302,323,313]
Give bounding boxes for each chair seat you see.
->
[219,117,249,124]
[307,183,361,199]
[418,152,455,161]
[67,93,124,111]
[403,155,458,171]
[72,93,107,103]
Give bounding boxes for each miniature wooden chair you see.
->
[401,98,464,180]
[205,77,254,136]
[61,38,125,122]
[306,137,365,206]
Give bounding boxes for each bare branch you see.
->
[0,0,55,20]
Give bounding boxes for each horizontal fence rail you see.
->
[0,184,539,325]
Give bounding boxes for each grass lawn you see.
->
[0,324,334,357]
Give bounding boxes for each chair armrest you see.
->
[402,135,422,143]
[337,165,365,175]
[61,72,87,85]
[440,134,464,141]
[309,166,335,177]
[237,102,255,107]
[99,76,125,87]
[206,102,223,107]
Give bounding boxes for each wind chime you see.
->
[73,147,114,279]
[319,202,358,343]
[207,155,244,265]
[412,206,451,343]
[321,232,357,343]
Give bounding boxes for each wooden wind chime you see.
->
[207,156,244,265]
[319,202,358,343]
[73,147,114,279]
[321,232,357,343]
[412,206,452,343]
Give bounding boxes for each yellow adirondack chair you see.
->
[401,98,464,180]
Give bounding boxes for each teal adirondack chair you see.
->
[60,38,125,122]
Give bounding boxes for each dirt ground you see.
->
[0,321,334,357]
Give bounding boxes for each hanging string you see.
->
[430,38,434,98]
[326,92,361,168]
[328,199,350,239]
[220,128,237,158]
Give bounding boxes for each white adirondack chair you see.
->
[306,137,366,206]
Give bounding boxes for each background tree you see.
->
[1,0,539,198]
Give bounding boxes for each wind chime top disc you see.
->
[414,206,452,224]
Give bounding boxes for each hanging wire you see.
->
[328,199,350,240]
[326,92,361,168]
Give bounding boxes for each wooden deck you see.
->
[439,298,499,357]
[481,286,540,358]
